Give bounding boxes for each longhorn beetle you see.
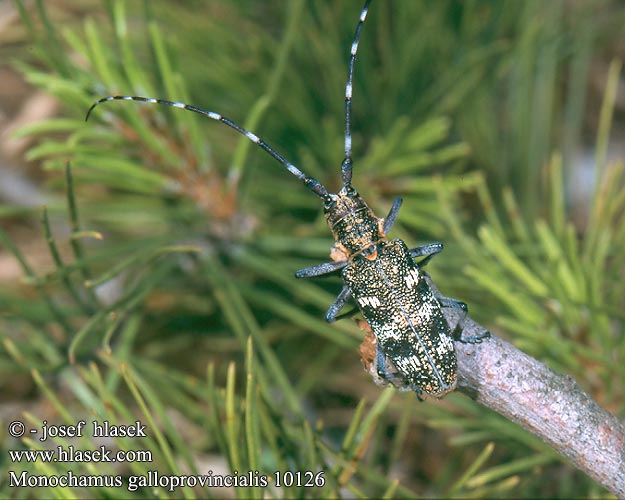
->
[86,0,489,399]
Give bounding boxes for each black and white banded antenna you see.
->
[341,0,372,192]
[85,96,331,203]
[85,0,374,204]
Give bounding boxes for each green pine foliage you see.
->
[1,0,623,498]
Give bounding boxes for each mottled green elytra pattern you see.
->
[343,239,457,397]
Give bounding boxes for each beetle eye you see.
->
[323,195,337,210]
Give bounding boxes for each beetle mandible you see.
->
[86,0,489,399]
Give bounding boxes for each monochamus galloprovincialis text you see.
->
[86,0,489,400]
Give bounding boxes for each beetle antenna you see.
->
[341,0,372,191]
[86,96,331,202]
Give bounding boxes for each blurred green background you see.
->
[1,0,624,498]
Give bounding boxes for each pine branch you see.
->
[448,308,625,498]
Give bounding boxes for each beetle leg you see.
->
[325,286,352,322]
[409,242,443,268]
[383,196,403,234]
[437,296,489,343]
[295,260,347,279]
[376,344,391,379]
[438,296,468,312]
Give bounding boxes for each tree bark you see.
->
[449,309,625,498]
